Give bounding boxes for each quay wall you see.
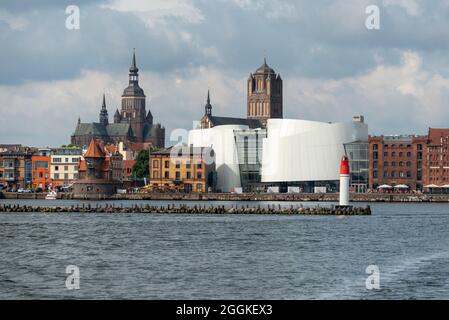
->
[1,191,449,202]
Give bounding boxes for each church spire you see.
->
[99,93,109,126]
[102,92,106,110]
[205,90,212,116]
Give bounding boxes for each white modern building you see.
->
[188,116,368,193]
[261,118,368,183]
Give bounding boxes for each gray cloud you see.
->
[1,0,449,146]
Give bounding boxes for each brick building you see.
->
[368,135,427,191]
[0,146,33,190]
[73,139,123,198]
[149,146,216,193]
[424,128,449,189]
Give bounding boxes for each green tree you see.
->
[132,149,150,179]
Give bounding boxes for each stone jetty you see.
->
[0,203,371,215]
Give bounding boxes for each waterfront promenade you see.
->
[1,191,449,202]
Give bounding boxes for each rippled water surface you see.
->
[1,199,449,299]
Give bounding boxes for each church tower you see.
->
[99,93,109,126]
[247,58,283,128]
[121,49,146,142]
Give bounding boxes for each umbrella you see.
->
[424,184,440,188]
[394,184,409,189]
[377,184,392,189]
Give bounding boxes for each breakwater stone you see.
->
[0,203,371,215]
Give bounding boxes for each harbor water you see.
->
[1,199,449,299]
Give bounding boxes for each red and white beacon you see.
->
[339,155,350,206]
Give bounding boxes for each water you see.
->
[1,199,449,299]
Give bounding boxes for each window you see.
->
[391,171,396,178]
[197,163,202,169]
[164,171,169,179]
[407,152,411,157]
[384,152,388,157]
[406,161,411,167]
[383,171,388,178]
[53,157,62,163]
[187,172,191,179]
[373,171,378,178]
[153,160,159,168]
[197,183,203,192]
[175,161,180,169]
[65,158,69,163]
[175,171,180,180]
[384,162,388,167]
[55,166,59,171]
[164,160,170,168]
[392,152,396,157]
[186,162,191,169]
[399,152,403,157]
[391,162,396,167]
[197,172,202,179]
[54,173,59,179]
[64,173,69,179]
[407,171,411,178]
[373,144,378,150]
[64,166,69,171]
[153,171,158,179]
[399,161,403,167]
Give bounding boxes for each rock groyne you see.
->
[0,203,371,215]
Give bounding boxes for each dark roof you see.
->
[73,123,108,136]
[106,123,131,136]
[72,122,131,137]
[255,58,275,75]
[208,116,262,129]
[152,145,213,156]
[122,83,145,97]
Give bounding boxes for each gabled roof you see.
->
[84,139,106,158]
[73,123,108,136]
[208,116,262,129]
[106,123,131,136]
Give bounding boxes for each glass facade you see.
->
[345,141,369,193]
[234,129,266,192]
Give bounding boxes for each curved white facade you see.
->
[261,119,368,182]
[188,125,247,192]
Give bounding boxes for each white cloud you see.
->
[100,0,204,26]
[383,0,422,16]
[0,10,28,30]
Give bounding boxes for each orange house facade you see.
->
[31,154,51,190]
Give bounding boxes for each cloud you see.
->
[2,1,449,146]
[286,51,449,135]
[101,0,204,26]
[0,9,28,30]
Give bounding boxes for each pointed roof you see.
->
[129,48,138,73]
[101,93,106,109]
[114,108,120,117]
[255,57,275,75]
[84,139,106,158]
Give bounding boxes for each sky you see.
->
[2,0,449,147]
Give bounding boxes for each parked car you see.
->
[23,189,33,193]
[17,188,25,193]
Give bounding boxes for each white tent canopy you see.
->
[377,184,393,189]
[394,184,409,189]
[424,184,440,188]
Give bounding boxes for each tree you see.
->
[132,149,150,179]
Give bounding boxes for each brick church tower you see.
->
[247,58,283,128]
